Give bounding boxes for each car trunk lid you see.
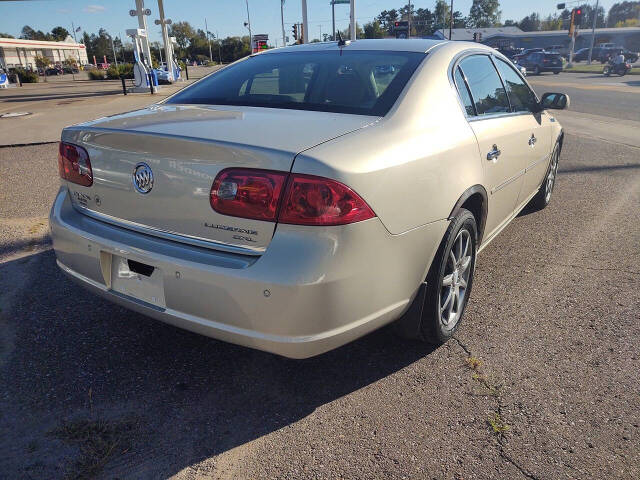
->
[62,104,377,253]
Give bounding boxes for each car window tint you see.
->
[167,51,425,116]
[453,66,475,116]
[494,58,538,113]
[459,55,510,115]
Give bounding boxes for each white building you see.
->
[0,35,89,69]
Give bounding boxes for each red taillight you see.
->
[58,142,92,187]
[279,174,375,226]
[210,168,288,221]
[209,169,375,226]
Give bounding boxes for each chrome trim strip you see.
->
[73,205,266,256]
[490,168,526,195]
[524,152,551,173]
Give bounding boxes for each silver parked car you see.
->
[50,40,568,358]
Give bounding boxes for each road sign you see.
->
[331,0,350,4]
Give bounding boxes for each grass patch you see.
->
[487,413,510,436]
[52,418,136,479]
[563,63,639,74]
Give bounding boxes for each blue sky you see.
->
[0,0,620,46]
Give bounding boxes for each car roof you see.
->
[259,38,446,55]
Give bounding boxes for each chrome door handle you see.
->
[487,145,501,161]
[528,134,537,146]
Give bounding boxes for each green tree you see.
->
[467,0,501,28]
[607,1,640,27]
[503,19,518,26]
[519,12,541,31]
[540,14,563,31]
[363,20,386,39]
[0,32,15,38]
[169,21,196,56]
[50,26,70,41]
[376,9,399,35]
[20,25,38,39]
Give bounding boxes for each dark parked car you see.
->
[44,67,61,76]
[62,66,79,74]
[517,52,563,75]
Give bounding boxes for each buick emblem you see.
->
[133,163,154,194]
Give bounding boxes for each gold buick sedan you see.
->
[50,39,567,358]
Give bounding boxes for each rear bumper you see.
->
[50,187,448,358]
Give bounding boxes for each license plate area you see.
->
[110,255,166,308]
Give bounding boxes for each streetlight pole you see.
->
[245,0,252,51]
[349,0,355,40]
[449,0,454,40]
[408,0,411,38]
[205,18,213,61]
[302,0,309,43]
[331,0,336,40]
[587,0,599,64]
[281,0,286,47]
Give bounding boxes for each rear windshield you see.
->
[545,53,561,59]
[166,50,425,116]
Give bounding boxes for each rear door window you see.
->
[458,55,510,115]
[494,58,538,113]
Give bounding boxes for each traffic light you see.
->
[473,32,478,42]
[292,24,298,41]
[574,8,583,26]
[394,21,409,39]
[299,23,304,44]
[556,3,565,9]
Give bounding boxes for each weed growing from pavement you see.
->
[52,418,136,479]
[487,413,510,436]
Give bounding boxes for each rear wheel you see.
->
[533,65,540,75]
[396,209,478,344]
[529,141,560,211]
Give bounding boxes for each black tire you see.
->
[554,71,560,74]
[528,141,560,211]
[533,65,540,75]
[395,209,478,344]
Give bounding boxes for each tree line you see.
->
[358,0,639,39]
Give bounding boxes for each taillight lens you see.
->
[209,169,375,226]
[279,174,375,226]
[210,168,288,221]
[58,142,92,186]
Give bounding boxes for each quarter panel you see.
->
[292,45,485,235]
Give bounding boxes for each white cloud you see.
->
[83,5,106,14]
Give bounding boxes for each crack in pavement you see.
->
[452,335,541,480]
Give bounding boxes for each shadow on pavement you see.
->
[0,248,435,478]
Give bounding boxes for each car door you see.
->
[456,54,526,239]
[493,57,553,206]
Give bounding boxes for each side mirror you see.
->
[540,92,570,110]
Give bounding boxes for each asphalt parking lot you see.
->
[0,73,639,479]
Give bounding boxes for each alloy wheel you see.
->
[440,229,473,329]
[545,147,559,203]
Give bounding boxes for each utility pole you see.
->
[302,0,309,43]
[349,0,356,40]
[319,24,322,41]
[281,0,286,47]
[587,0,598,64]
[449,0,454,40]
[205,18,213,61]
[331,0,336,40]
[408,0,411,37]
